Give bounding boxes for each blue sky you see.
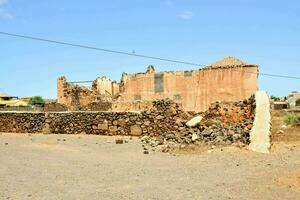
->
[0,0,299,98]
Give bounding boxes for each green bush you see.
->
[271,95,280,101]
[28,96,45,105]
[284,112,300,125]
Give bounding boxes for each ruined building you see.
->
[57,56,258,112]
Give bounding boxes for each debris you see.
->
[143,150,149,154]
[186,115,203,127]
[192,133,198,141]
[115,138,124,144]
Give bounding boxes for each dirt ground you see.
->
[0,132,300,200]
[272,110,300,142]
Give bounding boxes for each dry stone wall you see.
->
[0,98,256,151]
[0,112,45,133]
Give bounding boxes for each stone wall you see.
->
[0,112,45,133]
[0,100,190,136]
[117,66,258,112]
[0,98,256,148]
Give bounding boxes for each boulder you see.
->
[192,133,199,141]
[130,125,142,136]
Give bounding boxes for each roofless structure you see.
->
[58,56,259,112]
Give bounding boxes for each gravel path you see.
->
[0,133,300,200]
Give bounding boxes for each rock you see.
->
[186,115,203,127]
[98,121,108,130]
[115,138,124,144]
[281,125,287,129]
[42,123,51,134]
[156,115,164,120]
[156,136,164,145]
[150,140,158,147]
[109,126,118,133]
[92,125,98,130]
[141,136,150,142]
[201,129,212,136]
[165,133,175,140]
[276,130,284,134]
[192,133,199,141]
[118,119,127,127]
[143,150,149,154]
[232,134,241,141]
[130,125,142,136]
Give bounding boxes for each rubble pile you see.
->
[141,97,256,153]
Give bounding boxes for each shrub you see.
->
[271,95,280,101]
[284,112,300,125]
[28,96,45,105]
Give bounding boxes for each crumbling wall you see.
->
[57,76,96,110]
[95,77,119,96]
[44,102,68,112]
[57,77,112,111]
[117,66,258,112]
[111,101,153,111]
[57,76,114,111]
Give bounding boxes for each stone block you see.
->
[130,125,142,136]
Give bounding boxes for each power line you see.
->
[0,31,300,80]
[0,31,205,67]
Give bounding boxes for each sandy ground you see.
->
[0,133,300,200]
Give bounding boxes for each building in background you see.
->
[0,92,27,108]
[287,91,300,109]
[57,56,259,112]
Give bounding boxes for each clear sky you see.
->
[0,0,299,98]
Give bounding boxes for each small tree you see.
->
[29,96,45,105]
[271,95,280,101]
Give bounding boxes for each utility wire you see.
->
[0,31,205,67]
[0,31,300,80]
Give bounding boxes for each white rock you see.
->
[249,91,271,154]
[186,115,203,127]
[276,130,284,134]
[192,133,198,141]
[281,125,287,129]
